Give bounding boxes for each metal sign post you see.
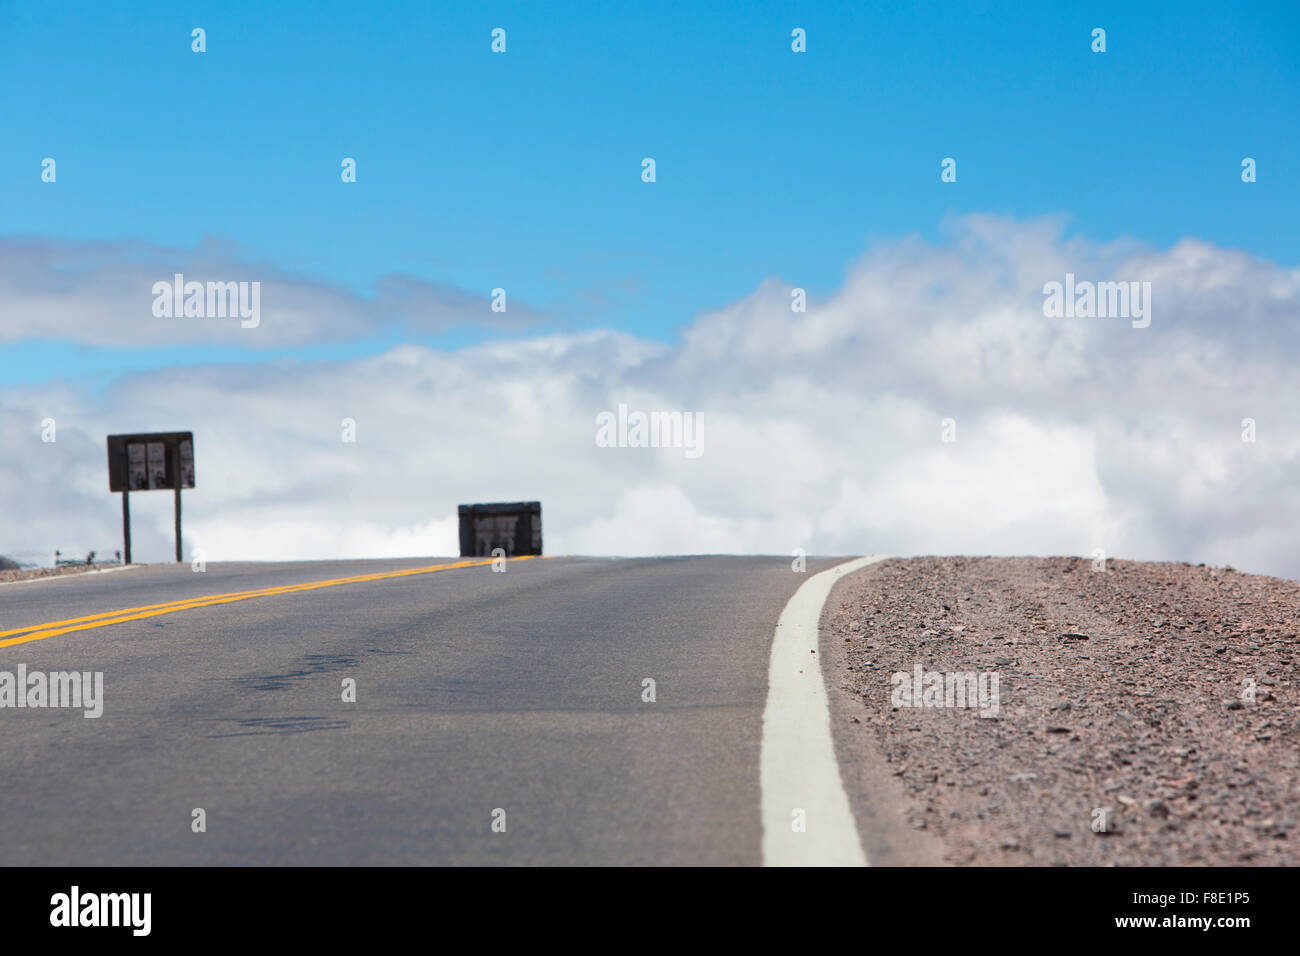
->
[106,432,195,564]
[173,443,183,563]
[121,486,132,565]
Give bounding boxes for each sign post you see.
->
[121,484,132,565]
[107,432,195,564]
[173,444,182,563]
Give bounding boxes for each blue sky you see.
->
[1,0,1297,385]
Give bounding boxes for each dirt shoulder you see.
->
[821,556,1299,866]
[0,564,131,585]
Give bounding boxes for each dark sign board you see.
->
[458,502,542,557]
[107,432,195,492]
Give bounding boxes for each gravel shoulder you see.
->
[822,556,1300,866]
[0,564,133,585]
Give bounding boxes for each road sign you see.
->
[107,432,195,492]
[458,502,542,557]
[106,432,195,564]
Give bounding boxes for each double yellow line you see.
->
[0,555,537,650]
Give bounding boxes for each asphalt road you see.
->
[0,555,842,865]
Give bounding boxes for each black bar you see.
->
[173,443,182,562]
[121,490,131,565]
[0,866,1288,943]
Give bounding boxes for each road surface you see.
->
[0,555,848,865]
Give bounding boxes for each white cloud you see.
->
[0,237,544,348]
[2,217,1297,578]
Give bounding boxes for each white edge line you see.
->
[761,555,889,866]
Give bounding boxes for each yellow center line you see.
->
[1,558,495,636]
[0,555,537,650]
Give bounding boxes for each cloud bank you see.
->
[2,217,1297,577]
[0,236,543,347]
